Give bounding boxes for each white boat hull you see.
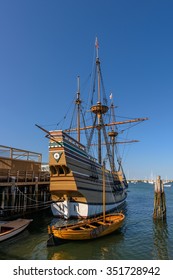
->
[164,184,171,187]
[0,218,32,242]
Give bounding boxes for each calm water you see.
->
[0,182,173,260]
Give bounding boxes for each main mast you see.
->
[63,38,148,169]
[90,38,109,164]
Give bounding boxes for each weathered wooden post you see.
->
[23,186,27,212]
[35,176,39,209]
[11,177,16,213]
[153,176,166,219]
[1,188,5,210]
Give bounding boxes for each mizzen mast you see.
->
[75,76,81,142]
[108,97,118,172]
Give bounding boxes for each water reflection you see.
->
[48,229,125,260]
[0,230,30,260]
[1,184,173,260]
[152,219,169,259]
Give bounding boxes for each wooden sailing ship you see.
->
[36,38,148,219]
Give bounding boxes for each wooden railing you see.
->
[0,169,50,184]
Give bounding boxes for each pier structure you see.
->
[0,145,50,219]
[153,176,166,220]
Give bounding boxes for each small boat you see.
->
[164,184,171,188]
[47,213,125,245]
[0,218,32,242]
[164,178,171,187]
[47,163,125,246]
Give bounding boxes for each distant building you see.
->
[41,163,49,172]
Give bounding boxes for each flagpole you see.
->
[95,37,99,58]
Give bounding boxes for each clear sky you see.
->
[0,0,173,180]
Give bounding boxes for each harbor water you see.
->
[0,182,173,260]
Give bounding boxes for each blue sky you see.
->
[0,0,173,180]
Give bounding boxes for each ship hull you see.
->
[51,196,126,219]
[49,130,127,219]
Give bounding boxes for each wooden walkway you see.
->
[0,169,49,186]
[0,145,50,219]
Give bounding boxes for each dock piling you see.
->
[153,176,166,220]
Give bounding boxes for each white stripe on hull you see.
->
[51,197,126,219]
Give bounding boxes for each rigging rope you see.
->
[0,186,54,212]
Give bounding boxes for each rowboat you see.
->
[47,213,125,245]
[0,218,32,242]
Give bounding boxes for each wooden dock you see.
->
[0,145,50,219]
